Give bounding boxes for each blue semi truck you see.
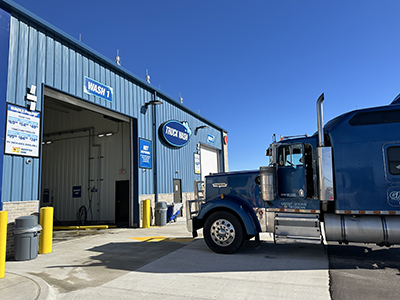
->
[186,93,400,253]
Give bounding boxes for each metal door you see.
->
[173,179,182,216]
[277,144,307,199]
[115,180,129,225]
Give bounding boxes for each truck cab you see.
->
[187,93,400,254]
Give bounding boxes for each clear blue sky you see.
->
[11,0,400,171]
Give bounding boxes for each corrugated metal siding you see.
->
[3,16,153,201]
[155,99,222,193]
[2,12,225,205]
[3,7,41,205]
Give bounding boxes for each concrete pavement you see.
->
[1,219,330,299]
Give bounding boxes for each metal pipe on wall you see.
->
[90,129,102,221]
[153,91,159,203]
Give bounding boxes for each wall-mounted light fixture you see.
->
[195,125,209,135]
[144,100,163,109]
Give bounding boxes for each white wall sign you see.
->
[194,153,200,174]
[5,104,40,157]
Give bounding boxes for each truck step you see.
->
[274,213,321,244]
[274,235,322,245]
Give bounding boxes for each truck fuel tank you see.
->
[324,214,400,246]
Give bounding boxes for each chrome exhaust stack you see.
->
[316,93,325,147]
[316,93,334,203]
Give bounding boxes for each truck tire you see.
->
[203,211,245,254]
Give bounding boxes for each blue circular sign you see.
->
[159,120,192,147]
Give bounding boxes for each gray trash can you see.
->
[155,201,167,226]
[13,215,42,261]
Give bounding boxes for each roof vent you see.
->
[115,49,121,66]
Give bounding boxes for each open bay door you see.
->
[41,87,138,227]
[200,145,220,181]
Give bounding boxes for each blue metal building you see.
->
[0,0,228,228]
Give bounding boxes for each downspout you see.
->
[153,91,158,203]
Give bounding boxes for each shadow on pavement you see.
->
[328,243,400,274]
[47,238,329,274]
[328,243,400,300]
[46,240,186,272]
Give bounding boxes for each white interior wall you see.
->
[41,98,130,223]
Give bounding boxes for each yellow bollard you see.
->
[142,199,151,228]
[39,207,53,254]
[0,211,7,279]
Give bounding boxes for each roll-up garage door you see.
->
[200,146,219,181]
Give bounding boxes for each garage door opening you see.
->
[200,145,220,181]
[40,87,136,227]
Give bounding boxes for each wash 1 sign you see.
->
[84,77,113,102]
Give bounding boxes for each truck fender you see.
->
[195,195,261,236]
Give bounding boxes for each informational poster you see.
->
[194,153,201,174]
[139,138,152,169]
[5,104,40,157]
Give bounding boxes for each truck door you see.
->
[277,143,307,199]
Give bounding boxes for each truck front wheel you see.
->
[203,211,245,254]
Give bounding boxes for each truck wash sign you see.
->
[159,120,191,147]
[84,76,113,102]
[5,104,40,157]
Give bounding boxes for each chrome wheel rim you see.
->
[210,218,235,247]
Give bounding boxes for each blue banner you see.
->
[84,76,113,102]
[139,138,152,169]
